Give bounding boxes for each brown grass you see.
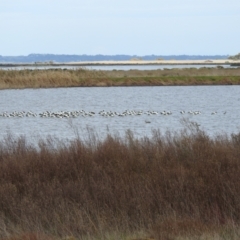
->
[0,232,56,240]
[0,124,240,239]
[0,68,240,89]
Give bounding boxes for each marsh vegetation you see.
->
[0,67,240,89]
[0,123,240,239]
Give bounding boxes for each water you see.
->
[0,64,235,71]
[0,86,240,142]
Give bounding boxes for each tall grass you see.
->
[0,68,240,89]
[0,124,240,239]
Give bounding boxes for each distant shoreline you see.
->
[1,59,240,68]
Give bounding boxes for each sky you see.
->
[0,0,239,56]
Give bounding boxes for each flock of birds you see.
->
[0,109,226,119]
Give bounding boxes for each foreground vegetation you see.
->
[0,67,240,89]
[0,123,240,239]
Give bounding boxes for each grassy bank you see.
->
[0,67,240,89]
[0,125,240,239]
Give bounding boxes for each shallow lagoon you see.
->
[0,86,240,141]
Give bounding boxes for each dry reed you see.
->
[0,68,240,89]
[0,124,240,239]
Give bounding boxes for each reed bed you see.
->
[0,123,240,239]
[0,68,240,89]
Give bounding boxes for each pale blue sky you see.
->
[0,0,239,56]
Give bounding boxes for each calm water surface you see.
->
[0,86,240,142]
[0,64,235,71]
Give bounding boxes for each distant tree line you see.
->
[0,53,229,63]
[228,53,240,60]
